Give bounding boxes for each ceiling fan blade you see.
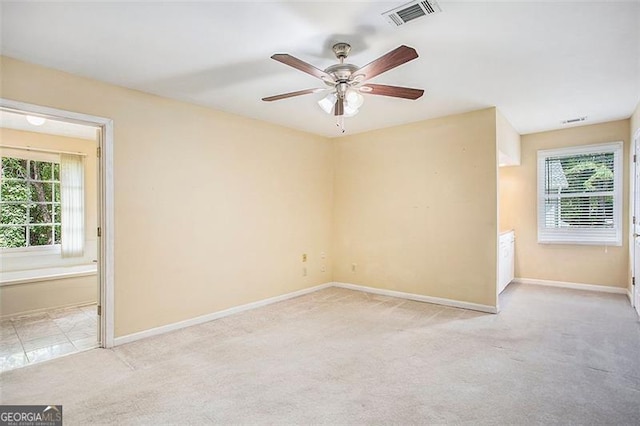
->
[360,84,424,100]
[334,97,344,116]
[355,45,419,82]
[271,54,334,81]
[262,88,325,102]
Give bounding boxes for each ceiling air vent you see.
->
[382,0,442,27]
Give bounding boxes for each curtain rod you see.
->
[0,144,88,157]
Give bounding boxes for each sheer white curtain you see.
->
[60,154,85,257]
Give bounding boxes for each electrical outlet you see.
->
[321,265,326,272]
[302,253,307,262]
[320,252,326,259]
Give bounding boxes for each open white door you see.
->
[633,129,640,317]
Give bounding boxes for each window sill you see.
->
[0,264,97,286]
[538,239,622,247]
[1,245,62,257]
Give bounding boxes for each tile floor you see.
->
[0,304,98,372]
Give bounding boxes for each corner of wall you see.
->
[332,108,500,309]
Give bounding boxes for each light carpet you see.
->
[1,283,639,424]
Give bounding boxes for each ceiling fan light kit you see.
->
[263,42,424,133]
[318,90,363,115]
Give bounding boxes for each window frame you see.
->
[0,149,63,253]
[537,141,623,246]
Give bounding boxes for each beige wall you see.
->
[1,276,96,318]
[497,110,521,233]
[332,108,498,308]
[1,56,334,337]
[500,120,630,287]
[499,165,516,234]
[496,110,521,166]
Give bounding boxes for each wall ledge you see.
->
[513,278,627,294]
[1,301,96,320]
[0,264,97,286]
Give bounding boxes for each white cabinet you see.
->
[498,231,515,294]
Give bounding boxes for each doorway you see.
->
[0,99,114,359]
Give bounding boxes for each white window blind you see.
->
[537,142,622,246]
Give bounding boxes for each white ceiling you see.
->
[1,1,639,138]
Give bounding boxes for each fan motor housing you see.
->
[324,63,359,83]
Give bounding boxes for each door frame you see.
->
[631,128,640,315]
[1,98,115,347]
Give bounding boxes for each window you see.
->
[1,156,61,249]
[537,142,622,246]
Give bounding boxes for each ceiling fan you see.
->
[262,43,424,132]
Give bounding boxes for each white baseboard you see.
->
[333,282,498,314]
[114,281,501,346]
[113,282,333,346]
[513,278,627,294]
[627,289,633,304]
